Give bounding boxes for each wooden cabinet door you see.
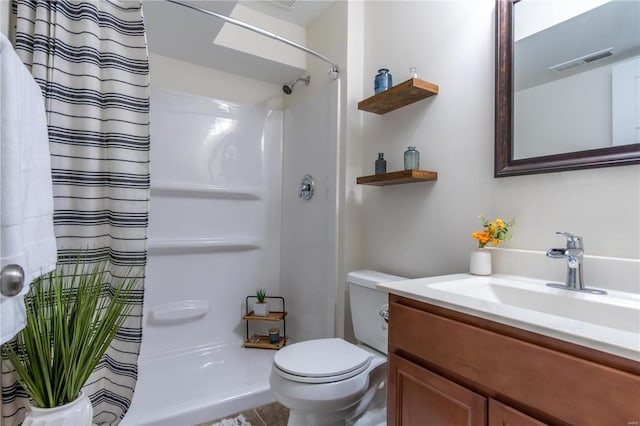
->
[388,353,487,426]
[489,399,548,426]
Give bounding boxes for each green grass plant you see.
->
[256,288,267,303]
[2,258,140,408]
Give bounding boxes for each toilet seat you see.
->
[273,338,372,384]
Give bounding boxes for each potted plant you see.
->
[1,257,140,425]
[253,288,270,317]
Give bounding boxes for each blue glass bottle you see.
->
[374,69,392,94]
[404,146,420,170]
[375,153,387,174]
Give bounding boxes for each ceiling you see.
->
[142,0,335,84]
[514,0,640,91]
[239,0,335,26]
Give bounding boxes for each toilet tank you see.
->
[347,270,406,355]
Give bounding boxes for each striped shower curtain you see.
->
[1,1,149,424]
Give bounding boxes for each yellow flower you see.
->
[472,215,516,248]
[472,231,491,246]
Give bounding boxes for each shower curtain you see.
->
[1,1,149,424]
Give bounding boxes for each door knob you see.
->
[1,264,25,297]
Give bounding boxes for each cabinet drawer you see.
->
[389,297,640,425]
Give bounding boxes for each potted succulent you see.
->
[1,257,140,425]
[253,288,270,317]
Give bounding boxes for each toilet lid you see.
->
[273,338,372,384]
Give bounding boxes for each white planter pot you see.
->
[253,301,270,317]
[23,392,93,426]
[469,248,492,276]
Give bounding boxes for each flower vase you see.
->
[23,392,93,426]
[469,248,492,276]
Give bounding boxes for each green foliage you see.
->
[256,288,267,303]
[1,258,141,408]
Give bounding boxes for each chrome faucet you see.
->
[545,232,607,295]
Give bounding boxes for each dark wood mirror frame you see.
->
[494,0,640,177]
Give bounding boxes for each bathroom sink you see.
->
[428,276,639,334]
[377,273,640,361]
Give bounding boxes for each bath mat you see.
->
[209,413,252,426]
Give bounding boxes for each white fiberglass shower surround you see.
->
[121,83,340,425]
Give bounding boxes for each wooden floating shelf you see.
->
[358,78,439,114]
[243,335,287,349]
[357,170,438,186]
[242,311,287,321]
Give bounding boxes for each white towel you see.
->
[0,33,57,344]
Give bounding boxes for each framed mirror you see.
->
[495,0,640,177]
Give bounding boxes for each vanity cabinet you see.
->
[387,294,640,426]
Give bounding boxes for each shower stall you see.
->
[0,0,342,422]
[121,80,340,424]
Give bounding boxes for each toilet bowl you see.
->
[269,270,406,426]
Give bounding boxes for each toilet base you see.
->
[287,409,354,426]
[346,385,386,426]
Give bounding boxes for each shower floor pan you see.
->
[121,339,276,426]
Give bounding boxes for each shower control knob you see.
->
[298,175,315,200]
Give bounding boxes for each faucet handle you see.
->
[556,231,583,249]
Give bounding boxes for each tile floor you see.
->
[200,402,289,426]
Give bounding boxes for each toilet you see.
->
[269,270,406,426]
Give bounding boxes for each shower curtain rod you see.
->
[165,0,340,79]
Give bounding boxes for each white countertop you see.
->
[377,273,640,362]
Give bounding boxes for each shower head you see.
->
[282,76,310,95]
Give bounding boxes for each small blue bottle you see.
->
[374,69,392,94]
[375,153,387,175]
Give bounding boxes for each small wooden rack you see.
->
[357,169,438,186]
[243,296,287,349]
[358,78,439,114]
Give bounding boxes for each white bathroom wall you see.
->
[357,1,639,293]
[280,80,340,342]
[145,55,285,353]
[149,51,342,345]
[149,53,284,109]
[145,88,282,354]
[289,0,364,341]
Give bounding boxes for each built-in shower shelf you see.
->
[147,238,261,255]
[358,78,439,114]
[149,300,210,324]
[357,169,438,186]
[151,181,262,200]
